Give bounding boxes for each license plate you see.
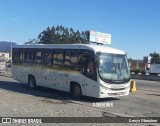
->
[115,92,122,95]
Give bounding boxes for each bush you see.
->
[135,69,140,74]
[130,69,145,75]
[141,70,146,75]
[130,69,136,73]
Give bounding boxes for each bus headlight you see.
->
[126,84,130,89]
[100,84,109,90]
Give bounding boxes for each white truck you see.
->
[146,64,160,75]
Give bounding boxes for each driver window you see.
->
[85,58,97,81]
[87,61,94,74]
[79,49,97,81]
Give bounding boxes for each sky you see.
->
[0,0,160,59]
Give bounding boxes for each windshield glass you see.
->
[98,53,130,84]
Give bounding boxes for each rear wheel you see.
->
[72,84,82,99]
[28,76,37,89]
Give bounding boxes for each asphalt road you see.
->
[0,76,160,121]
[71,79,160,117]
[134,79,160,91]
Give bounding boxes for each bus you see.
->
[12,44,130,98]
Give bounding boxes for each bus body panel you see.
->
[98,79,130,98]
[12,44,130,98]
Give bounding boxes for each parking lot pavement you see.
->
[0,76,160,125]
[0,71,12,78]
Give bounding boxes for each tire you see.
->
[28,76,37,89]
[72,84,82,99]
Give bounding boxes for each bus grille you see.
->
[111,88,125,91]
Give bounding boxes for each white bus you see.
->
[12,44,130,98]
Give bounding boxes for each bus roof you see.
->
[13,44,126,55]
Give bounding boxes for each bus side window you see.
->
[79,50,88,72]
[27,49,34,63]
[19,49,26,64]
[43,49,52,66]
[52,50,58,65]
[71,50,78,68]
[34,49,42,64]
[64,50,71,66]
[52,49,64,65]
[57,50,64,65]
[12,48,19,64]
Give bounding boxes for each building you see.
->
[129,56,153,74]
[143,56,151,69]
[129,60,146,71]
[0,61,6,72]
[0,52,10,72]
[0,52,10,60]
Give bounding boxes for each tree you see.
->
[26,25,89,45]
[128,58,134,62]
[38,27,54,44]
[25,39,39,45]
[150,51,160,64]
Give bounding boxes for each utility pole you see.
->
[9,26,13,67]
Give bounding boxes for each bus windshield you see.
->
[98,53,130,84]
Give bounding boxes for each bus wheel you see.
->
[72,84,82,99]
[29,76,37,89]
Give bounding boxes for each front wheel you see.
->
[72,84,82,99]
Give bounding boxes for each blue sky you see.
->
[0,0,160,59]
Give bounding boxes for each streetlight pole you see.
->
[9,26,13,67]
